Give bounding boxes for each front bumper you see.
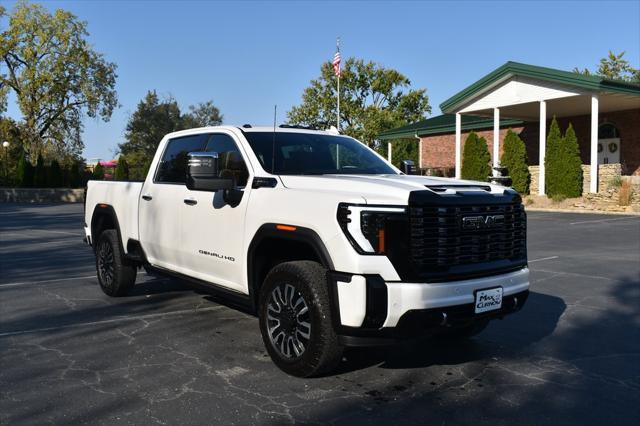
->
[328,267,530,346]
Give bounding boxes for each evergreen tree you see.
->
[114,156,129,181]
[461,132,491,181]
[557,123,583,197]
[500,129,530,194]
[68,161,83,188]
[49,160,63,187]
[17,152,34,187]
[34,154,47,187]
[544,117,562,197]
[92,163,105,180]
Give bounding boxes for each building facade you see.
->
[380,62,640,193]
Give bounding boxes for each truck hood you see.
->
[278,174,508,204]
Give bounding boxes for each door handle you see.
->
[183,198,198,206]
[142,194,153,201]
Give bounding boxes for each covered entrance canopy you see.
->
[440,62,640,194]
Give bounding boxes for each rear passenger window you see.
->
[155,134,207,184]
[204,134,249,187]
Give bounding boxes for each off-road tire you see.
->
[95,229,136,297]
[258,261,343,377]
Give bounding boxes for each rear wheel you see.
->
[258,261,343,377]
[95,229,136,297]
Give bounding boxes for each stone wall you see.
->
[527,164,623,195]
[0,188,85,203]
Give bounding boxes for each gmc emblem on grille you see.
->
[461,214,505,230]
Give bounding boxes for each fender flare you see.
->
[90,204,125,254]
[246,223,334,306]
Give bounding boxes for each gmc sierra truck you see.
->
[84,125,529,377]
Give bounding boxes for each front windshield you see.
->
[243,131,397,175]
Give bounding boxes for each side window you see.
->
[205,134,249,187]
[155,134,207,184]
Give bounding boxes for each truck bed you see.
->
[85,180,143,251]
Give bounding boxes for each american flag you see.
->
[332,48,341,77]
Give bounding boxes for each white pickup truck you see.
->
[84,125,529,377]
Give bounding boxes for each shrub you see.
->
[68,161,83,188]
[17,152,34,187]
[500,129,530,194]
[545,118,582,198]
[619,180,632,206]
[34,154,47,187]
[608,175,623,188]
[544,117,562,197]
[558,123,583,197]
[49,160,63,187]
[461,131,491,182]
[92,163,105,180]
[114,156,130,181]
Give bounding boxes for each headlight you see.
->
[337,204,407,254]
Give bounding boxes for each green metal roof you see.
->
[378,114,523,140]
[440,61,640,113]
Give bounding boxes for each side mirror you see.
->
[400,159,415,175]
[186,152,234,191]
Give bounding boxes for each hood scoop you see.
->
[426,184,491,192]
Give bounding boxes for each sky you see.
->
[3,0,640,160]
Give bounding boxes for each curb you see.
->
[525,207,640,216]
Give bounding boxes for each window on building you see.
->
[598,123,620,139]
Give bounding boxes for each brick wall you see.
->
[420,127,524,170]
[419,108,640,175]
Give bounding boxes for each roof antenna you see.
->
[272,105,277,174]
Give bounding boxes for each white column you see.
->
[538,101,546,195]
[590,95,599,193]
[455,113,462,178]
[418,138,423,169]
[387,142,392,163]
[493,107,500,176]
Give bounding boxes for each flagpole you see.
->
[336,37,340,132]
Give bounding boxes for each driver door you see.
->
[179,132,253,293]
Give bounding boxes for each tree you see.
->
[544,117,563,197]
[574,51,640,83]
[119,91,183,158]
[183,101,223,127]
[92,163,105,180]
[34,153,46,187]
[49,159,62,187]
[553,123,582,198]
[67,160,83,188]
[16,151,33,187]
[500,129,530,194]
[461,132,491,181]
[288,58,430,148]
[380,139,419,169]
[0,2,118,158]
[114,156,129,181]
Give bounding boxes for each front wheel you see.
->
[95,229,136,297]
[258,261,343,377]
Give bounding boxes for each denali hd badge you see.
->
[462,214,505,230]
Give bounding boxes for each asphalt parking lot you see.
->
[1,203,639,425]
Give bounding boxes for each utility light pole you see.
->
[2,141,9,185]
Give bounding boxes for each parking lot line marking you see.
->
[0,229,82,236]
[0,275,97,288]
[0,306,225,338]
[529,256,559,263]
[0,271,145,288]
[569,217,639,226]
